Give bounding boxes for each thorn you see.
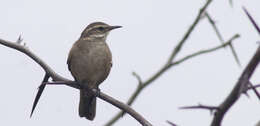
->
[132,71,143,87]
[243,7,260,35]
[16,35,23,44]
[30,74,50,117]
[166,120,178,126]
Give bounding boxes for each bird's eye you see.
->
[97,27,105,31]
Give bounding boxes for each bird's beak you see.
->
[108,25,122,30]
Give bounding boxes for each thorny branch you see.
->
[181,8,260,126]
[180,46,260,126]
[104,0,244,125]
[118,34,239,119]
[0,38,153,126]
[210,45,260,126]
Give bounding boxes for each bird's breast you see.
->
[71,41,112,88]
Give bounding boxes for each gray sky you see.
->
[0,0,260,126]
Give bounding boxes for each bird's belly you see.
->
[71,45,112,88]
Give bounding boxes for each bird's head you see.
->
[80,22,122,41]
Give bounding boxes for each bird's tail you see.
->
[79,89,96,120]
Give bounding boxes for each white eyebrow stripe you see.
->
[84,25,108,33]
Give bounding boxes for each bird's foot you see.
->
[93,88,101,97]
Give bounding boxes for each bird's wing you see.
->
[67,42,79,81]
[67,45,75,72]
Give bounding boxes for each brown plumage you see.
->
[67,22,121,120]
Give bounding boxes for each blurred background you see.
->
[0,0,259,125]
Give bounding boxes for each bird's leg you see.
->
[93,87,101,97]
[83,86,100,97]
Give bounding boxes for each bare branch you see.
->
[182,46,260,126]
[105,33,239,126]
[104,34,239,125]
[171,34,239,66]
[105,1,214,125]
[211,46,260,126]
[0,38,66,81]
[229,43,241,66]
[167,0,213,64]
[97,89,152,126]
[185,9,260,126]
[205,12,241,66]
[180,104,219,114]
[205,12,224,43]
[0,38,153,126]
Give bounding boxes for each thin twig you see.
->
[229,43,241,66]
[243,7,260,35]
[167,0,213,64]
[97,89,152,126]
[171,34,239,66]
[205,12,224,43]
[132,72,143,87]
[180,104,219,114]
[244,81,260,100]
[246,84,260,91]
[205,12,241,66]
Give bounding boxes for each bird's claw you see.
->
[94,88,101,97]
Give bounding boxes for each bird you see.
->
[29,22,121,120]
[67,22,121,120]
